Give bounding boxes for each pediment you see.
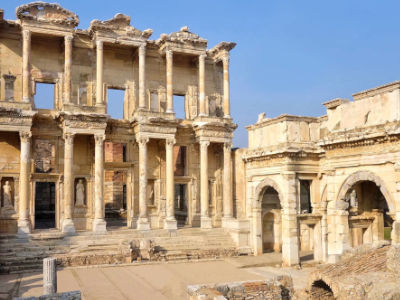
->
[16,2,79,28]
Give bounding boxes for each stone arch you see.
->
[335,170,394,212]
[254,177,284,208]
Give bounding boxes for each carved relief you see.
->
[34,139,56,173]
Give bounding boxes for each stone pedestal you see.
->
[200,216,212,229]
[92,218,107,233]
[164,218,178,230]
[61,219,75,234]
[137,218,151,231]
[43,257,57,295]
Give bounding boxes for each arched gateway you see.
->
[334,171,394,248]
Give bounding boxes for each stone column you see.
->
[96,40,104,106]
[43,257,57,295]
[164,138,177,229]
[18,131,31,235]
[222,54,231,118]
[93,134,107,232]
[138,44,146,110]
[64,35,73,104]
[252,206,263,255]
[281,173,300,266]
[22,29,31,103]
[62,133,75,233]
[137,136,150,230]
[198,54,206,116]
[222,142,233,227]
[200,140,212,228]
[166,50,173,113]
[392,212,400,245]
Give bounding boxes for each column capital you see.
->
[166,49,173,59]
[222,52,230,64]
[199,53,207,61]
[64,35,74,43]
[96,39,103,50]
[166,138,176,147]
[22,29,31,41]
[63,132,75,144]
[200,140,210,150]
[94,134,105,145]
[223,141,232,150]
[19,131,31,142]
[137,136,149,146]
[139,44,146,54]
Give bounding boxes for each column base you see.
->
[282,238,300,267]
[61,219,76,234]
[221,216,234,228]
[92,219,107,233]
[201,216,212,229]
[137,217,150,231]
[22,97,31,103]
[164,217,177,230]
[17,219,31,237]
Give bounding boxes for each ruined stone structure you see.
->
[242,81,400,265]
[0,2,236,236]
[1,2,399,273]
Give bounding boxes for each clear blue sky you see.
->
[3,1,400,148]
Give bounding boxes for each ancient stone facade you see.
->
[242,81,400,265]
[0,2,236,235]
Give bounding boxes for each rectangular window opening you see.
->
[173,95,185,119]
[299,180,312,214]
[34,82,55,110]
[107,88,125,120]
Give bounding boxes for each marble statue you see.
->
[75,179,85,206]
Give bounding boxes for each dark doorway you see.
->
[35,182,56,229]
[174,184,187,227]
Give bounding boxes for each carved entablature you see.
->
[58,113,107,135]
[193,121,236,143]
[157,26,207,55]
[90,13,152,46]
[208,41,236,61]
[319,121,400,150]
[16,2,79,34]
[243,150,320,166]
[0,108,35,131]
[133,122,177,138]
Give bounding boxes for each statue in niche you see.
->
[350,189,358,208]
[75,179,85,206]
[2,181,13,209]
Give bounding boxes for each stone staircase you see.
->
[0,228,245,274]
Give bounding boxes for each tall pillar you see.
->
[222,142,233,227]
[166,50,173,113]
[200,140,212,228]
[164,138,177,229]
[96,40,104,106]
[281,173,300,266]
[392,211,400,245]
[198,54,206,116]
[18,131,31,235]
[64,35,73,104]
[138,44,146,110]
[93,134,107,232]
[22,29,31,103]
[137,136,150,230]
[222,54,231,118]
[62,133,75,233]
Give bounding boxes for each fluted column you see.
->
[138,44,146,110]
[198,54,206,116]
[18,131,31,235]
[137,136,150,230]
[62,133,75,233]
[222,54,231,118]
[93,134,107,232]
[22,29,31,103]
[200,140,212,228]
[164,138,177,230]
[222,142,233,227]
[166,50,173,113]
[96,40,104,106]
[64,35,73,104]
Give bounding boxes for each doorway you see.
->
[174,184,188,227]
[35,182,56,229]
